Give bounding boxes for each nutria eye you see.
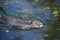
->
[29,21,33,25]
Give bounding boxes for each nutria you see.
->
[0,16,43,29]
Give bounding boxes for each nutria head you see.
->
[30,20,43,28]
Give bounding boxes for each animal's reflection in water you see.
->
[0,16,43,29]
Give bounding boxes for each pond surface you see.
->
[0,0,55,40]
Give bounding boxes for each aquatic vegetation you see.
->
[0,7,6,14]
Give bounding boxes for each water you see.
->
[0,0,55,40]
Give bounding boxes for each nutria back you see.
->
[0,16,43,29]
